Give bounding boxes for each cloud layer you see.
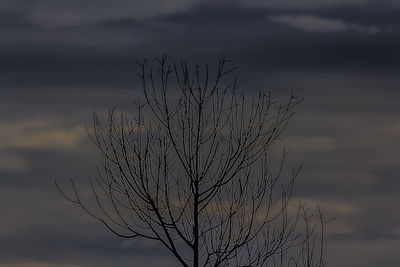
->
[1,0,400,266]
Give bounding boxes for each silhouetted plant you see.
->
[57,54,327,267]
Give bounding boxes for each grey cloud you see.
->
[1,0,200,26]
[0,222,174,266]
[269,14,380,34]
[237,0,373,8]
[1,3,400,90]
[1,1,400,267]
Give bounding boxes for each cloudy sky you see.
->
[1,0,400,266]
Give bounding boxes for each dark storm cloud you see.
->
[0,147,90,189]
[1,1,400,89]
[0,223,159,259]
[311,0,400,27]
[1,1,400,267]
[0,8,31,30]
[158,4,400,69]
[0,222,173,267]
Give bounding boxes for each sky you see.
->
[1,0,400,266]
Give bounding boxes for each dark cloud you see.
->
[160,4,400,69]
[1,1,400,267]
[1,2,400,89]
[0,222,175,266]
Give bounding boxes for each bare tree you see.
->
[57,55,326,266]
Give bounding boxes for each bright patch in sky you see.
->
[269,14,379,34]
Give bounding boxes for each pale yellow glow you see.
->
[284,136,336,152]
[0,154,28,170]
[0,118,86,150]
[292,198,358,214]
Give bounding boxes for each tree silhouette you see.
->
[57,55,326,266]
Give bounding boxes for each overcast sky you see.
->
[1,0,400,266]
